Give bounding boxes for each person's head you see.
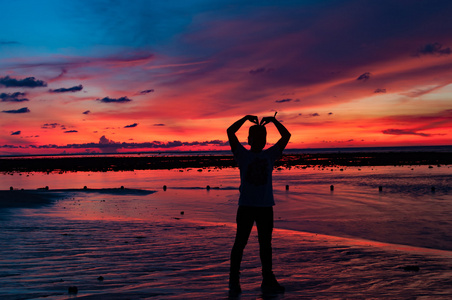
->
[248,125,267,152]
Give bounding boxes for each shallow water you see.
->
[1,165,452,298]
[4,165,451,249]
[1,210,452,299]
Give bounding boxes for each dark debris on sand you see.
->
[0,151,451,173]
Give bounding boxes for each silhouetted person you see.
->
[227,114,291,296]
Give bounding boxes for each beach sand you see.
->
[1,165,452,299]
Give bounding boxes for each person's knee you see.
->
[259,241,272,251]
[232,240,248,252]
[257,232,272,245]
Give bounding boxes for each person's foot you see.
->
[261,273,285,294]
[229,275,242,297]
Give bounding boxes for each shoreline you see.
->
[0,188,155,208]
[1,151,451,173]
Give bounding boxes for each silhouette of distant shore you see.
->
[1,151,450,173]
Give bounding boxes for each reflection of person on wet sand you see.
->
[227,113,291,297]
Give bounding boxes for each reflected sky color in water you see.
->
[4,165,452,251]
[1,1,452,155]
[1,165,452,298]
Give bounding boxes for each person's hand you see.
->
[245,115,259,124]
[260,116,276,126]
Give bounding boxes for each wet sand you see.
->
[1,209,452,299]
[1,164,451,299]
[1,186,452,299]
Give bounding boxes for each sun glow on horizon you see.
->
[1,1,451,155]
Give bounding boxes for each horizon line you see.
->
[1,145,451,158]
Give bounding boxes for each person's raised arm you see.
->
[260,116,291,151]
[227,115,258,152]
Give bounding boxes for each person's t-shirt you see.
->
[233,143,282,207]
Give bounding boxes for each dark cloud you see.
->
[0,92,29,102]
[415,42,451,56]
[2,107,30,113]
[357,72,371,81]
[322,139,354,144]
[374,88,386,93]
[249,67,274,75]
[97,96,132,103]
[328,112,333,115]
[82,110,91,115]
[11,131,21,135]
[7,137,230,152]
[0,76,47,88]
[139,89,154,95]
[124,123,138,128]
[49,84,83,93]
[275,98,292,103]
[382,129,431,137]
[42,123,61,129]
[0,41,19,45]
[309,113,320,117]
[99,135,114,145]
[153,124,165,126]
[41,123,76,132]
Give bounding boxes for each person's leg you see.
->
[255,206,273,276]
[256,207,285,293]
[230,206,254,294]
[230,206,254,276]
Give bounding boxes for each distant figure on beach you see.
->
[227,114,291,296]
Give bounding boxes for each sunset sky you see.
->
[1,0,451,155]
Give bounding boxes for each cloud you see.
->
[99,135,115,145]
[52,68,68,81]
[321,139,355,144]
[49,84,83,93]
[374,88,386,93]
[82,110,91,115]
[379,109,452,134]
[42,123,62,129]
[299,112,320,117]
[41,123,77,132]
[97,96,132,103]
[124,123,138,128]
[404,84,447,98]
[0,76,47,88]
[415,42,451,56]
[138,89,154,95]
[6,137,230,153]
[2,107,30,113]
[0,41,19,45]
[153,124,165,126]
[11,131,21,135]
[275,98,292,103]
[249,67,274,75]
[328,112,333,115]
[0,92,29,102]
[357,72,371,81]
[382,129,431,137]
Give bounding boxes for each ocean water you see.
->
[0,165,452,298]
